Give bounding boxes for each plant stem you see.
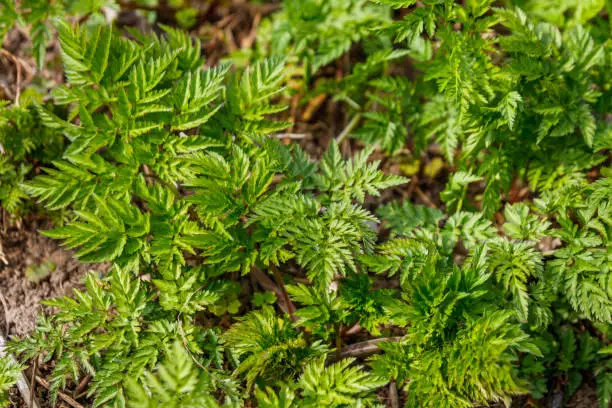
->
[270,264,296,321]
[335,323,342,360]
[335,114,361,144]
[330,336,405,361]
[35,376,83,408]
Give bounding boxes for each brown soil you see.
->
[567,385,600,407]
[0,223,104,338]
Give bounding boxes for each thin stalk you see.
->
[270,264,296,321]
[335,114,361,144]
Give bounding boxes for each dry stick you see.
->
[0,49,22,105]
[224,27,238,53]
[0,231,7,263]
[0,292,9,334]
[404,176,418,201]
[29,358,37,408]
[302,93,328,121]
[335,323,342,360]
[117,0,189,13]
[35,376,84,408]
[73,374,91,398]
[333,336,405,361]
[175,283,224,372]
[240,12,261,49]
[176,317,208,372]
[275,133,310,140]
[1,210,6,234]
[270,264,296,320]
[176,314,241,391]
[335,114,361,144]
[0,334,40,408]
[414,186,437,209]
[343,322,361,336]
[251,266,296,319]
[389,381,400,408]
[176,316,245,398]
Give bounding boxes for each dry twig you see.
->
[73,374,91,399]
[270,264,296,320]
[275,133,310,140]
[389,380,400,408]
[332,336,405,360]
[0,292,9,334]
[35,376,83,408]
[335,114,361,144]
[414,186,437,209]
[0,49,27,105]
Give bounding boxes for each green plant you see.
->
[24,260,56,283]
[507,0,608,29]
[332,0,611,217]
[0,0,111,69]
[256,356,386,407]
[10,19,405,406]
[364,169,612,405]
[0,96,65,217]
[0,354,22,408]
[125,340,234,407]
[2,1,612,407]
[223,307,328,389]
[255,0,391,78]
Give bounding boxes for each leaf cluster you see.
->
[1,2,611,407]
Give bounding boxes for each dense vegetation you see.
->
[0,0,611,407]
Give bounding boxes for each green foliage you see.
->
[223,307,327,389]
[440,171,481,213]
[296,356,385,406]
[352,76,418,154]
[287,273,398,337]
[7,19,405,407]
[510,0,607,28]
[125,341,225,407]
[10,265,241,406]
[330,0,611,217]
[377,200,444,235]
[0,354,22,408]
[544,174,612,323]
[256,356,385,407]
[400,312,538,407]
[11,267,162,405]
[0,98,65,216]
[0,0,110,69]
[261,0,391,76]
[2,2,611,407]
[19,21,403,294]
[484,238,543,321]
[502,203,551,241]
[368,246,542,406]
[368,170,612,403]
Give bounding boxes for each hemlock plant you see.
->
[0,0,610,407]
[8,20,406,407]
